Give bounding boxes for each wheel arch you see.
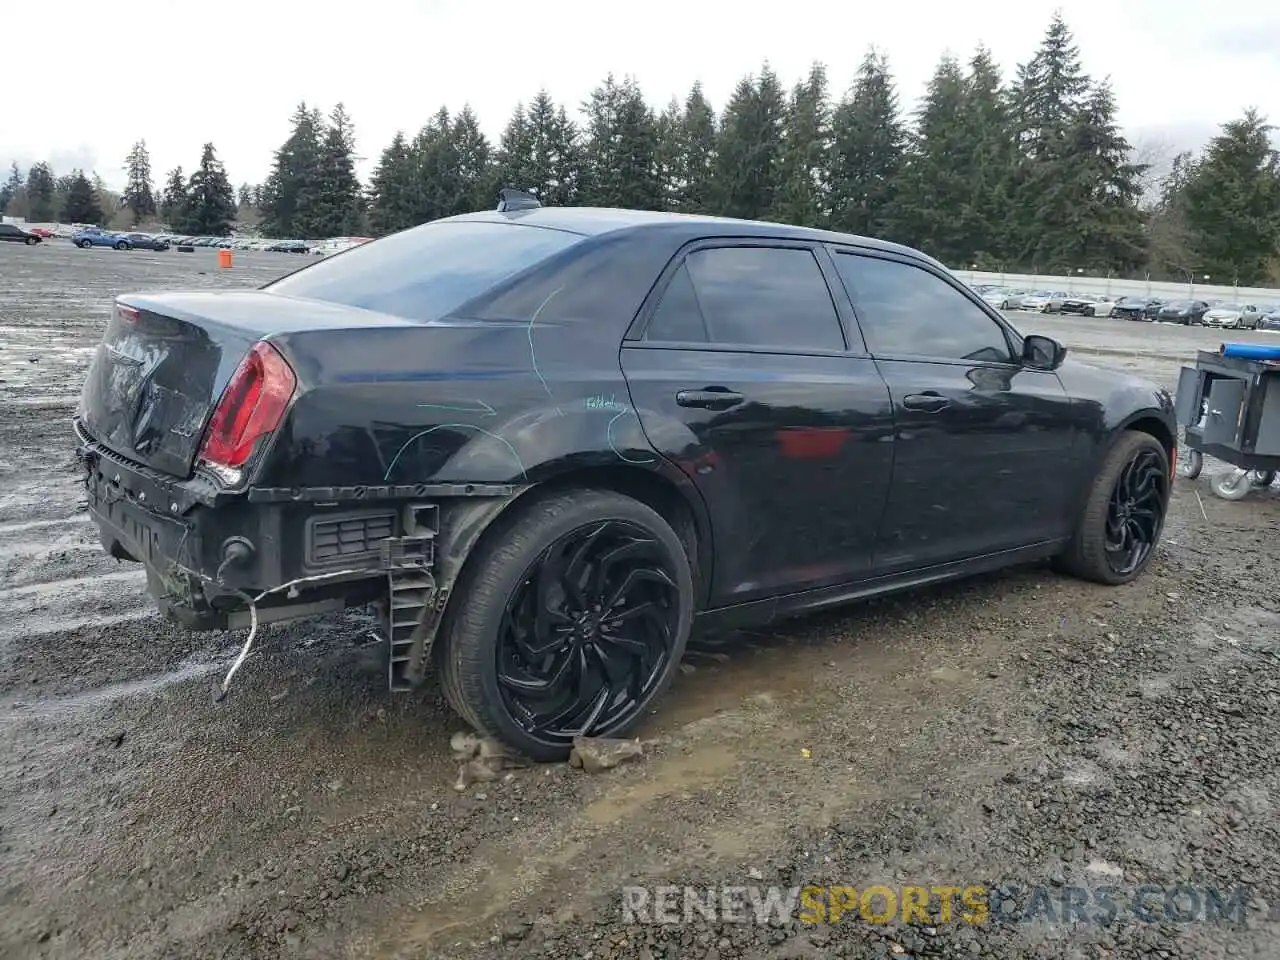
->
[1119,411,1176,470]
[423,462,714,686]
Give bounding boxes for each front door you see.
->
[829,249,1079,573]
[621,242,896,607]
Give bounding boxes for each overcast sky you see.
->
[5,0,1278,192]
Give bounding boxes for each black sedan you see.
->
[72,190,1177,760]
[121,233,171,251]
[0,223,42,244]
[1111,297,1163,321]
[1156,299,1210,325]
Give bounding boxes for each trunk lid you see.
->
[78,290,413,478]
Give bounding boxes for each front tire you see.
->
[1054,431,1170,585]
[114,241,128,250]
[437,489,694,761]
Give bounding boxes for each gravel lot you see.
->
[2,242,1279,960]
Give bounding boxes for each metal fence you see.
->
[957,269,1280,304]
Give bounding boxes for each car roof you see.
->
[440,206,943,268]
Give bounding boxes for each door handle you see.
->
[902,392,950,412]
[676,388,745,411]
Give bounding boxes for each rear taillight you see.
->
[198,341,296,471]
[115,302,140,323]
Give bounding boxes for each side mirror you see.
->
[1022,334,1067,371]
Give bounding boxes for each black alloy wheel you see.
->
[1103,446,1168,576]
[438,489,694,761]
[496,519,682,745]
[1053,430,1170,585]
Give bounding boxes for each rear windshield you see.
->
[263,220,583,321]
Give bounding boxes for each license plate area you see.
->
[85,468,192,568]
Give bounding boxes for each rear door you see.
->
[621,240,896,607]
[829,249,1078,573]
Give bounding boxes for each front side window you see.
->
[264,221,583,322]
[834,253,1013,363]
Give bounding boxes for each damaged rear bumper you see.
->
[74,419,386,631]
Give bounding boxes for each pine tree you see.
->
[452,105,495,214]
[495,92,582,206]
[714,65,787,220]
[122,140,156,224]
[1009,14,1094,270]
[407,107,460,224]
[26,163,56,221]
[1145,151,1198,279]
[675,82,717,213]
[368,131,417,234]
[309,103,364,236]
[580,75,661,210]
[772,62,831,227]
[259,102,325,237]
[160,166,187,228]
[183,143,237,235]
[895,55,973,261]
[1067,82,1148,272]
[61,170,104,224]
[654,98,683,211]
[0,163,22,213]
[1182,109,1280,286]
[829,49,906,239]
[963,46,1020,266]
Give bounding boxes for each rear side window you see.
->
[264,221,583,321]
[646,246,845,352]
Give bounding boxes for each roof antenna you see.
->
[496,187,542,213]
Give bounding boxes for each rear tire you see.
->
[1054,431,1170,585]
[78,239,92,248]
[114,241,128,250]
[436,488,694,761]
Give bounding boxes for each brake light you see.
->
[198,341,296,470]
[115,302,140,323]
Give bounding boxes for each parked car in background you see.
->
[1019,291,1070,313]
[71,195,1177,760]
[267,239,311,253]
[980,287,1013,308]
[1201,303,1261,329]
[0,223,42,244]
[1059,294,1110,316]
[1085,296,1120,317]
[1112,297,1163,321]
[121,233,171,251]
[1260,307,1280,331]
[1156,300,1210,325]
[70,228,129,250]
[998,290,1040,310]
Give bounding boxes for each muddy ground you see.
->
[2,242,1279,960]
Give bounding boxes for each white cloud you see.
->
[5,0,1275,191]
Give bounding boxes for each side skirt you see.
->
[695,539,1069,632]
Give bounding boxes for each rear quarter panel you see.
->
[253,231,686,490]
